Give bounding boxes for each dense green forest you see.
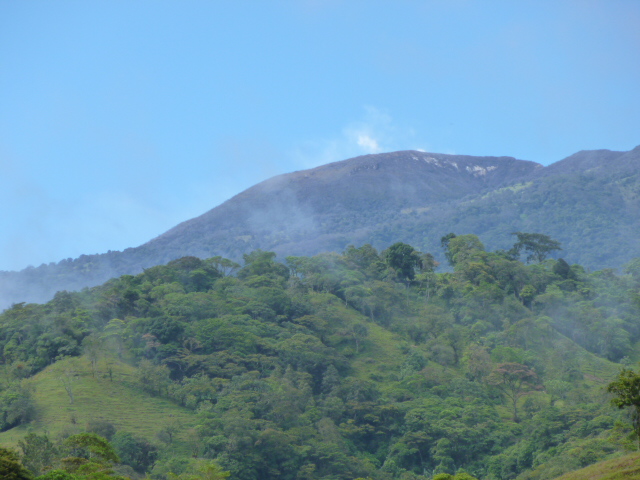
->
[1,233,640,480]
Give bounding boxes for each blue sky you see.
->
[1,0,639,271]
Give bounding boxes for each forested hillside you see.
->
[2,145,639,309]
[1,234,640,480]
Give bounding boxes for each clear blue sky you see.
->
[1,0,639,271]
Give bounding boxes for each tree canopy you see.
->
[510,232,562,263]
[0,234,639,480]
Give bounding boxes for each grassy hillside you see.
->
[0,355,196,447]
[552,452,640,480]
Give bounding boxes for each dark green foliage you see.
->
[0,446,33,480]
[446,234,486,268]
[384,242,423,282]
[148,316,184,343]
[553,258,576,280]
[344,244,386,280]
[3,242,640,480]
[34,472,78,480]
[111,432,158,473]
[62,433,119,465]
[34,472,76,480]
[440,233,457,266]
[510,232,562,264]
[607,369,640,449]
[85,420,116,441]
[238,250,289,283]
[486,362,541,422]
[20,434,134,479]
[19,433,58,476]
[0,382,36,431]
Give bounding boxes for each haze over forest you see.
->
[1,144,639,310]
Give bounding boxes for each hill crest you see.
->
[152,150,541,246]
[1,145,639,308]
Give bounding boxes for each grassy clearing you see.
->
[553,452,640,480]
[353,321,406,384]
[309,291,406,382]
[0,356,196,448]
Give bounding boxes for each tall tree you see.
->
[0,446,32,480]
[510,232,562,263]
[18,433,57,476]
[238,250,289,281]
[440,233,457,266]
[384,242,423,282]
[82,334,103,378]
[486,363,540,422]
[607,368,640,450]
[446,234,485,268]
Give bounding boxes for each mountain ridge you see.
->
[1,145,639,308]
[151,151,542,254]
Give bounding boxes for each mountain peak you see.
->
[149,150,542,262]
[285,149,541,186]
[2,146,639,309]
[541,147,636,176]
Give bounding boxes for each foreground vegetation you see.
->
[1,233,640,479]
[552,452,640,480]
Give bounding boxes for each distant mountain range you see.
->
[1,145,639,308]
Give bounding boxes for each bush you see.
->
[111,432,158,473]
[85,419,116,441]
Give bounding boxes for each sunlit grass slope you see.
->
[553,452,640,480]
[0,356,196,447]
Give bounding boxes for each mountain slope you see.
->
[148,151,541,260]
[1,146,639,308]
[433,145,640,268]
[551,452,640,480]
[0,356,196,447]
